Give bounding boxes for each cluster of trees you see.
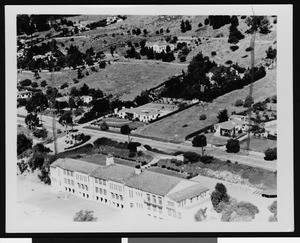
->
[17,14,52,35]
[180,19,192,33]
[264,147,277,161]
[208,15,231,29]
[86,19,107,29]
[211,183,259,222]
[245,16,271,34]
[228,16,245,44]
[159,52,266,101]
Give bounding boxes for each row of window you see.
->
[111,192,123,201]
[96,196,124,209]
[147,204,163,214]
[78,183,88,191]
[146,194,162,205]
[95,187,107,195]
[95,178,107,186]
[167,208,182,219]
[76,174,88,182]
[64,170,74,177]
[109,183,123,192]
[64,178,74,186]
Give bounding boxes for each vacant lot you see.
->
[240,138,277,153]
[18,60,186,101]
[136,69,276,142]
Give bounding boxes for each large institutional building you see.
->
[50,155,211,221]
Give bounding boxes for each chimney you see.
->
[135,165,141,175]
[106,153,114,166]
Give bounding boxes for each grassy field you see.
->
[135,69,276,142]
[240,138,277,153]
[18,61,186,101]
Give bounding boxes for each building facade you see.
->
[50,156,211,221]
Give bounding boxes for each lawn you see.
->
[157,158,276,190]
[240,138,277,153]
[136,69,276,142]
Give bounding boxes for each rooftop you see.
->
[166,183,209,202]
[215,120,237,130]
[125,170,182,196]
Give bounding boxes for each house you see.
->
[263,120,277,137]
[146,40,175,53]
[50,155,210,221]
[80,95,93,104]
[17,90,32,99]
[214,115,253,137]
[116,103,178,123]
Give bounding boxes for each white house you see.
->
[80,95,93,104]
[214,115,253,137]
[17,90,32,99]
[147,40,175,53]
[50,155,210,221]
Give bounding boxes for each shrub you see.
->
[31,82,38,88]
[73,78,79,84]
[211,51,217,56]
[264,147,277,161]
[128,150,136,158]
[194,208,207,222]
[161,164,166,168]
[99,61,106,68]
[100,121,109,131]
[20,79,32,86]
[230,45,239,51]
[211,183,230,213]
[60,82,68,89]
[226,139,240,153]
[137,151,143,156]
[200,155,214,164]
[17,160,28,174]
[271,95,277,103]
[235,99,244,107]
[183,151,201,163]
[175,160,183,166]
[199,114,207,120]
[73,210,97,222]
[33,127,48,139]
[245,47,252,52]
[268,201,277,222]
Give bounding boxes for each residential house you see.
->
[50,155,210,221]
[146,40,175,53]
[17,90,32,99]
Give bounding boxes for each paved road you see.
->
[17,113,276,171]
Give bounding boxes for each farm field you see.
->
[17,60,186,101]
[135,69,276,142]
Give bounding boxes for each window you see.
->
[114,185,117,190]
[111,193,115,199]
[120,195,123,201]
[167,201,174,207]
[84,177,87,182]
[64,170,66,175]
[64,178,67,184]
[67,179,70,185]
[70,171,73,177]
[85,185,88,191]
[152,195,156,204]
[95,187,98,193]
[99,179,102,185]
[130,203,134,208]
[76,174,79,179]
[147,194,151,202]
[110,184,113,189]
[118,185,122,192]
[80,175,82,181]
[95,178,98,184]
[173,211,177,217]
[148,205,151,210]
[167,208,171,216]
[158,197,162,205]
[81,184,84,189]
[104,189,107,195]
[178,212,182,219]
[71,180,74,186]
[159,208,162,214]
[103,180,106,186]
[129,190,133,198]
[153,206,156,212]
[78,183,80,188]
[100,188,103,194]
[116,194,119,200]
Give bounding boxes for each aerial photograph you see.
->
[14,12,278,229]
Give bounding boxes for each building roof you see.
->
[125,170,182,196]
[215,121,237,130]
[90,164,135,184]
[166,183,209,202]
[18,90,32,94]
[50,158,99,175]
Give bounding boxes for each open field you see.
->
[135,69,276,142]
[240,138,277,153]
[17,60,186,101]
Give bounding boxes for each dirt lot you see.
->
[135,69,276,142]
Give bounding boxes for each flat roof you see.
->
[167,183,209,202]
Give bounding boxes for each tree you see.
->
[73,210,97,222]
[40,80,47,87]
[100,121,109,131]
[59,111,73,131]
[210,183,230,213]
[17,133,33,155]
[246,16,271,34]
[33,127,48,139]
[68,96,76,110]
[25,91,48,122]
[80,83,90,96]
[25,113,40,130]
[70,87,79,96]
[226,139,240,153]
[31,82,38,88]
[192,134,207,156]
[120,124,131,142]
[268,201,277,222]
[180,20,186,33]
[264,147,277,161]
[244,95,254,108]
[194,207,207,222]
[217,109,229,122]
[77,68,84,79]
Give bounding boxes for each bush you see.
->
[226,139,240,153]
[230,45,239,51]
[20,79,32,86]
[73,210,97,222]
[183,151,201,163]
[200,155,214,164]
[175,160,183,166]
[60,82,68,89]
[73,78,79,84]
[211,183,230,213]
[245,47,252,52]
[99,61,106,68]
[161,164,166,168]
[199,114,207,120]
[235,99,244,107]
[33,127,48,139]
[264,147,277,161]
[194,208,207,222]
[100,121,109,131]
[268,201,277,222]
[211,51,217,56]
[128,150,136,158]
[31,82,38,88]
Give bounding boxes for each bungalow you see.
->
[214,115,253,137]
[17,90,32,99]
[146,40,175,53]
